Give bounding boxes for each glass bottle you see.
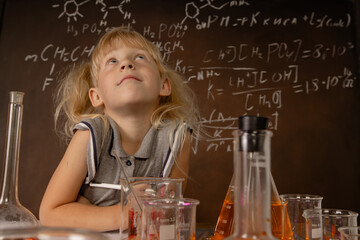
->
[0,91,39,229]
[224,116,276,240]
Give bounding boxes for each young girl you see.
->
[39,26,200,232]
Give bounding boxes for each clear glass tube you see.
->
[0,91,39,229]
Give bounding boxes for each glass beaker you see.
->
[119,177,184,240]
[323,209,358,240]
[0,226,109,240]
[303,209,323,240]
[141,198,199,240]
[338,226,360,240]
[280,194,323,240]
[303,209,358,240]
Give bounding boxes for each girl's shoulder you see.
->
[73,115,108,132]
[73,116,111,147]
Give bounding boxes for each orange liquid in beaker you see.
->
[213,199,234,240]
[271,201,294,240]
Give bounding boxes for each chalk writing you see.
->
[19,0,358,153]
[53,0,133,36]
[180,3,352,30]
[303,12,351,28]
[52,0,91,23]
[192,109,280,154]
[293,67,356,94]
[25,44,94,63]
[200,40,355,64]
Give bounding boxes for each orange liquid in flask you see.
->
[213,200,294,240]
[271,201,294,240]
[213,199,234,240]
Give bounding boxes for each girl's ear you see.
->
[89,88,104,107]
[160,78,171,96]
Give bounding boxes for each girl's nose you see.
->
[120,63,134,70]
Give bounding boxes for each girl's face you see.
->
[89,41,171,117]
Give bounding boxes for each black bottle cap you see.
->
[238,116,268,152]
[238,116,268,131]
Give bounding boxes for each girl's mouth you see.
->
[117,75,141,85]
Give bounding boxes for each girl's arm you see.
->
[169,131,191,190]
[39,130,121,232]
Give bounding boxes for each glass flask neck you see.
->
[0,92,24,204]
[231,129,275,240]
[0,91,38,229]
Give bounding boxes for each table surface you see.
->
[102,223,215,240]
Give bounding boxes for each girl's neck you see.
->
[107,111,153,156]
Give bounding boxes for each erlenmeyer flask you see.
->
[214,176,294,240]
[0,91,39,229]
[224,116,277,240]
[214,116,293,240]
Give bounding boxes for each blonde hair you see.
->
[54,26,200,141]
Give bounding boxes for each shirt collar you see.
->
[107,116,156,160]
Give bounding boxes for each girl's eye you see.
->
[136,55,145,60]
[107,58,118,65]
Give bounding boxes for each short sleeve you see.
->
[73,118,105,184]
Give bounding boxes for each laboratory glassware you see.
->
[338,226,360,240]
[270,175,294,240]
[213,176,235,240]
[303,209,358,240]
[280,194,323,240]
[141,198,199,240]
[214,116,293,240]
[224,115,277,240]
[0,91,39,229]
[119,177,184,240]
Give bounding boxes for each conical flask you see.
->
[0,91,39,229]
[224,116,276,240]
[214,176,294,240]
[214,116,294,240]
